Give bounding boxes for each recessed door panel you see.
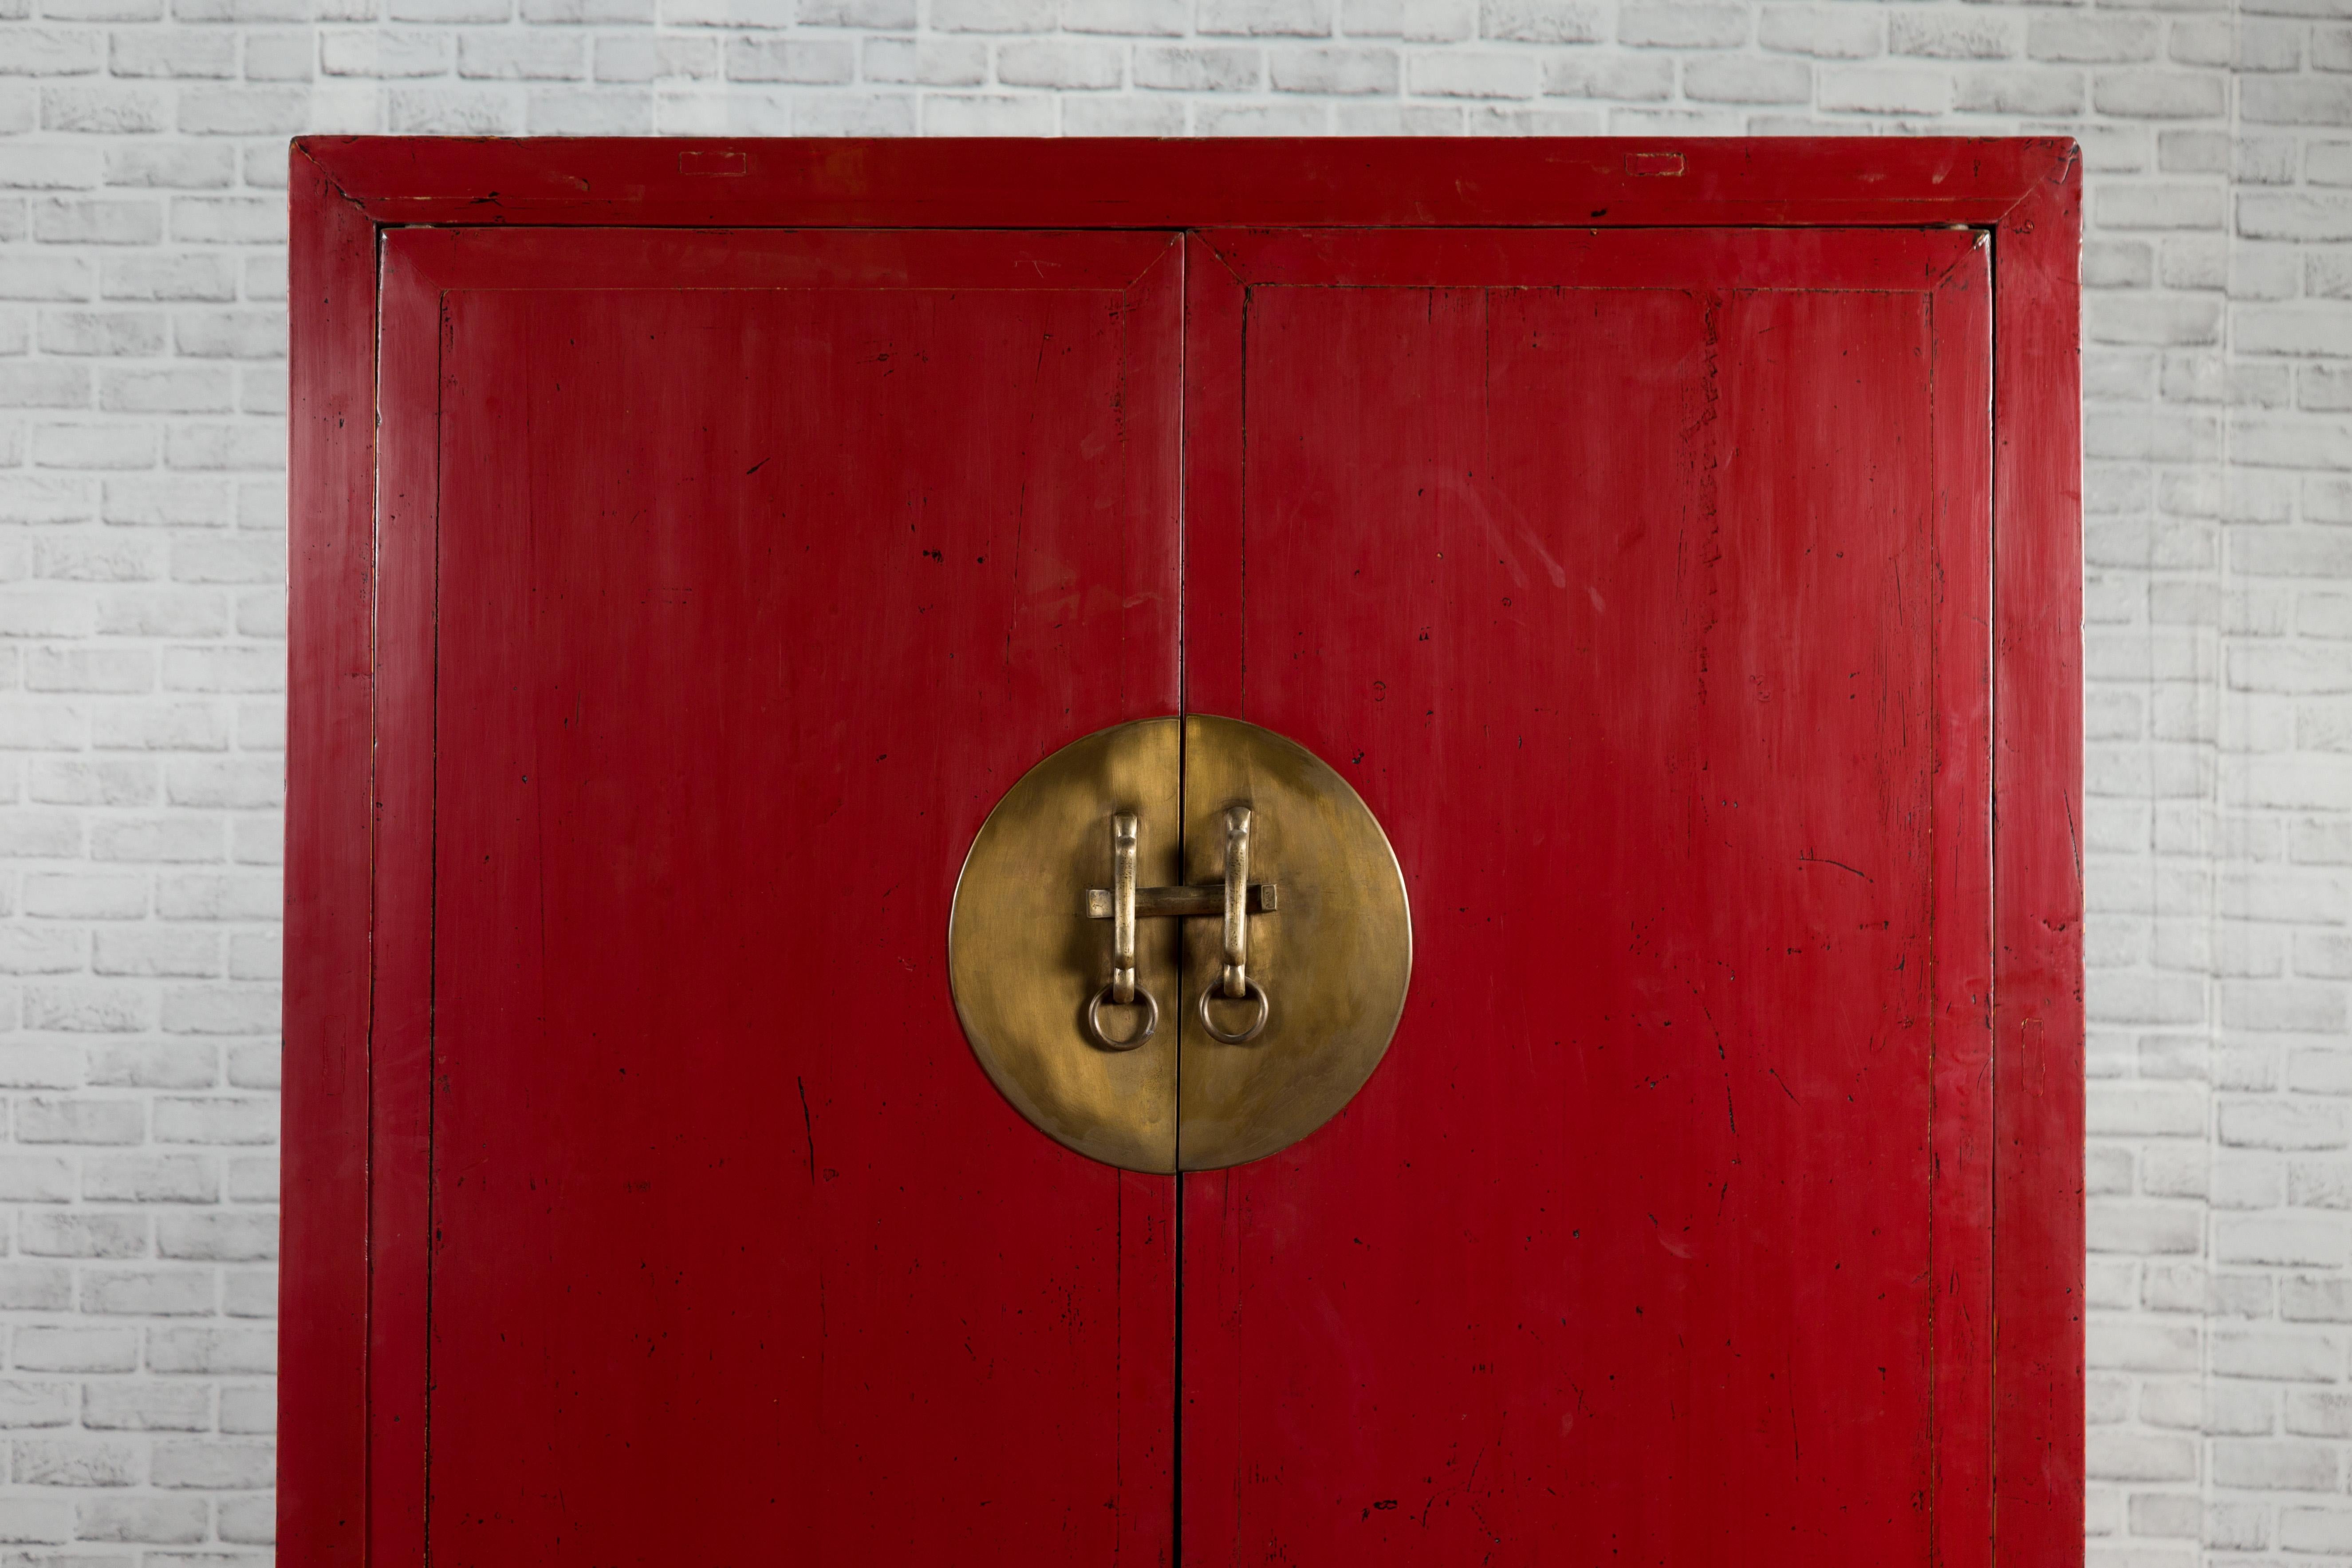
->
[409,230,1182,1565]
[1179,229,1994,1566]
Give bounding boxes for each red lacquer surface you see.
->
[1180,228,1995,1565]
[382,229,1181,1564]
[285,138,2081,1568]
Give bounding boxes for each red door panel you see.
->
[1180,229,1993,1565]
[379,229,1182,1565]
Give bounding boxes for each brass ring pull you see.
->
[1087,982,1159,1051]
[1083,811,1156,1049]
[1205,805,1269,1041]
[1197,976,1269,1044]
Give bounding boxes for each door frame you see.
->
[285,135,2082,1566]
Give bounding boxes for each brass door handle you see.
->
[947,714,1410,1174]
[1086,807,1274,1048]
[1084,813,1158,1051]
[1201,808,1269,1043]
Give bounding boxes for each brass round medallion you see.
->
[947,715,1412,1174]
[948,718,1181,1173]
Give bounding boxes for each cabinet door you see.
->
[1180,229,1994,1566]
[373,229,1182,1565]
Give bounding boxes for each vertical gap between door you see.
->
[1172,712,1187,1568]
[1170,229,1189,1568]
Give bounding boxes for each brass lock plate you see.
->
[947,715,1411,1173]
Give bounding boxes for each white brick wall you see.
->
[0,0,2341,1561]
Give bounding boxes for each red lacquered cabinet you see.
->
[286,138,2082,1567]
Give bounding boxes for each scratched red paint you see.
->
[382,229,1183,1564]
[1181,227,1997,1565]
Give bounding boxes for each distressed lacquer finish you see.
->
[385,229,1181,1563]
[286,138,2082,1568]
[1180,229,1998,1565]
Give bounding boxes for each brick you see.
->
[1341,0,1472,36]
[0,1266,71,1311]
[722,37,854,83]
[997,39,1124,89]
[18,1096,144,1143]
[219,1493,273,1542]
[0,28,103,75]
[81,1154,214,1202]
[2220,1212,2351,1268]
[74,1495,208,1542]
[0,1382,72,1429]
[29,759,158,807]
[2214,1325,2347,1379]
[926,0,1052,26]
[0,363,92,410]
[218,1383,272,1433]
[790,0,910,17]
[151,1438,272,1488]
[223,1267,275,1318]
[0,1158,78,1205]
[13,1328,138,1373]
[2099,182,2226,231]
[0,810,87,862]
[592,35,716,82]
[90,814,226,862]
[2092,1317,2204,1370]
[1542,54,1674,98]
[1198,0,1328,32]
[1618,4,1747,48]
[2281,1506,2352,1554]
[146,1327,273,1375]
[1478,0,1601,39]
[459,32,587,78]
[82,1269,214,1315]
[1196,102,1332,134]
[859,36,985,85]
[2215,1439,2339,1490]
[1755,5,1879,57]
[40,83,169,134]
[385,87,522,135]
[2245,78,2352,124]
[1889,12,2017,58]
[2089,1431,2198,1482]
[920,93,1055,135]
[1270,45,1397,93]
[1135,45,1262,91]
[89,1043,220,1091]
[1410,50,1540,97]
[0,255,95,302]
[152,1095,273,1144]
[321,29,452,76]
[2030,16,2161,61]
[1683,54,1809,102]
[2241,305,2352,357]
[2091,1199,2205,1253]
[2222,980,2348,1032]
[2095,69,2228,117]
[81,1381,209,1430]
[0,1499,74,1544]
[226,1155,276,1202]
[155,872,276,921]
[108,30,233,76]
[1954,65,2085,115]
[1820,63,1950,114]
